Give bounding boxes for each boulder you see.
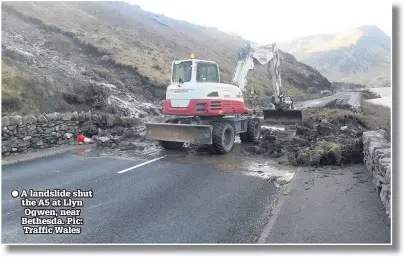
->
[2,116,10,127]
[37,114,48,123]
[60,112,73,121]
[9,115,23,126]
[72,111,79,121]
[45,113,57,121]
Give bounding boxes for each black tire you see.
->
[240,118,261,142]
[240,133,248,142]
[159,140,184,150]
[207,144,217,154]
[212,122,235,154]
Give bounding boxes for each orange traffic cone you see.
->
[77,134,95,144]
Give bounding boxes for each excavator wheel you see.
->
[239,133,247,142]
[211,122,235,154]
[240,118,261,143]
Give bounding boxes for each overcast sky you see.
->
[127,0,392,44]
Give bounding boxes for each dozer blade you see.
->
[145,123,213,144]
[263,109,303,124]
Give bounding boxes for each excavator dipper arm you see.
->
[232,43,302,123]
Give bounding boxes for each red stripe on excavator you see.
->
[162,99,249,116]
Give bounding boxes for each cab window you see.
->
[196,62,219,83]
[172,61,192,83]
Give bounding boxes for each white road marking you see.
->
[116,156,166,174]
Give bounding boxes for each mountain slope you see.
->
[2,1,331,115]
[279,26,391,87]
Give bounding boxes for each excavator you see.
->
[145,42,303,154]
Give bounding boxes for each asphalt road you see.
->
[264,165,391,244]
[2,145,391,244]
[2,147,282,244]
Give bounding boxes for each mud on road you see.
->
[246,107,370,166]
[93,94,377,169]
[92,107,367,170]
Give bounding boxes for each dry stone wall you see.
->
[1,111,141,156]
[362,130,391,218]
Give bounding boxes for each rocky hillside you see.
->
[279,26,391,87]
[2,1,331,115]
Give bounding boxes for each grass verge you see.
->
[361,100,391,141]
[1,61,37,115]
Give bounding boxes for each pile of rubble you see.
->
[92,122,163,155]
[246,107,370,166]
[94,124,145,148]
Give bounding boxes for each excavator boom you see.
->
[232,43,303,123]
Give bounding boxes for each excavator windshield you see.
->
[172,61,192,83]
[196,62,219,83]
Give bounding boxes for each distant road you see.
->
[294,92,353,109]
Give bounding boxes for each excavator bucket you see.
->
[145,123,213,144]
[262,109,303,124]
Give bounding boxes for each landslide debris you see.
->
[246,108,371,166]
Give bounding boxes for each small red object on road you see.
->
[77,134,94,144]
[77,134,85,143]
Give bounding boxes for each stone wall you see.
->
[1,111,141,157]
[362,130,391,218]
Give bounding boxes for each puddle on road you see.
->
[164,143,297,185]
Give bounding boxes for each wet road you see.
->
[1,144,391,244]
[2,142,391,244]
[264,164,391,243]
[2,145,294,244]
